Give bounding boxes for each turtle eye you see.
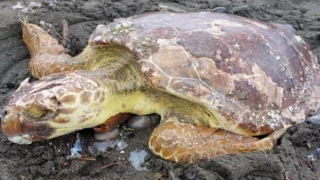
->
[23,94,59,120]
[24,104,49,120]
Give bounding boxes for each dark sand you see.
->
[0,0,320,179]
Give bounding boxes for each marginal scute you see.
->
[170,79,213,105]
[232,79,268,110]
[131,36,158,58]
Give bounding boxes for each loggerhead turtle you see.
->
[1,12,320,164]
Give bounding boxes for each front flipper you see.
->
[149,120,280,164]
[93,113,133,132]
[21,20,76,78]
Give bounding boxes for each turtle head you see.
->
[1,73,105,144]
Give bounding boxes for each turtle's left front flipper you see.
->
[21,21,80,78]
[93,113,133,133]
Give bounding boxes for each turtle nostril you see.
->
[3,110,8,118]
[1,110,8,122]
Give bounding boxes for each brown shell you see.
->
[89,12,320,135]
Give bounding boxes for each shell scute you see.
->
[151,45,197,79]
[140,61,169,88]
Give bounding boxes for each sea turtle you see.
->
[1,12,320,164]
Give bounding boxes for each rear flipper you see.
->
[149,120,285,164]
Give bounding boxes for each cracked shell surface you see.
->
[89,12,320,135]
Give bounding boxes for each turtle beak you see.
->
[1,119,33,144]
[1,107,23,137]
[1,114,23,137]
[1,106,55,144]
[1,108,35,144]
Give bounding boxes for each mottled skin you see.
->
[2,12,319,164]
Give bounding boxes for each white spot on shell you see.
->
[122,21,133,28]
[288,106,294,112]
[94,36,102,42]
[275,114,281,120]
[96,24,106,29]
[233,43,240,49]
[294,36,304,44]
[114,24,122,30]
[249,21,268,29]
[212,19,244,27]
